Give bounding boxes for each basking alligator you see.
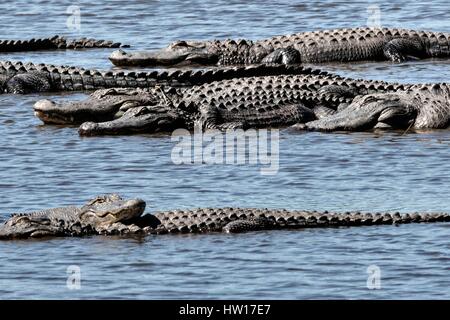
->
[1,195,448,239]
[33,65,353,128]
[33,65,449,135]
[0,35,125,52]
[109,27,450,67]
[0,61,309,94]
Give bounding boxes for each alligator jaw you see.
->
[33,94,132,125]
[85,198,147,224]
[78,105,183,136]
[109,49,189,67]
[109,41,218,67]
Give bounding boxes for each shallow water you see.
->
[0,0,449,299]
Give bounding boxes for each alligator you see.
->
[1,195,449,240]
[301,83,450,131]
[109,27,450,67]
[0,194,146,239]
[0,61,311,94]
[0,35,125,52]
[34,65,438,135]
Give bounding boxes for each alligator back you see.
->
[0,36,123,52]
[147,208,450,234]
[257,27,450,62]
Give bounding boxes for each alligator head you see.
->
[78,194,146,226]
[34,88,159,125]
[0,194,146,239]
[0,213,65,239]
[78,105,184,136]
[304,92,419,131]
[109,40,219,67]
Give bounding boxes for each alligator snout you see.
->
[34,99,56,113]
[109,49,129,61]
[34,99,69,124]
[78,122,98,136]
[109,48,194,67]
[109,49,165,67]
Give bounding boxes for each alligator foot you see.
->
[261,47,301,64]
[196,103,316,132]
[383,38,427,62]
[223,217,277,233]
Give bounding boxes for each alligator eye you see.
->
[171,40,188,47]
[89,199,104,205]
[79,209,96,218]
[134,107,152,117]
[12,216,30,225]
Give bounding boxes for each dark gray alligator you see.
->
[109,27,450,67]
[0,194,146,239]
[35,66,441,135]
[0,61,310,94]
[1,195,448,239]
[0,35,125,52]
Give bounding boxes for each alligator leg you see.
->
[223,217,277,233]
[261,47,301,64]
[318,85,363,100]
[96,222,143,235]
[215,122,247,130]
[314,84,366,116]
[194,104,222,130]
[196,102,316,131]
[195,104,244,130]
[312,105,337,119]
[383,38,427,62]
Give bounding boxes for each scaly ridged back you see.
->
[255,27,450,62]
[147,207,450,234]
[0,61,329,92]
[0,36,123,52]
